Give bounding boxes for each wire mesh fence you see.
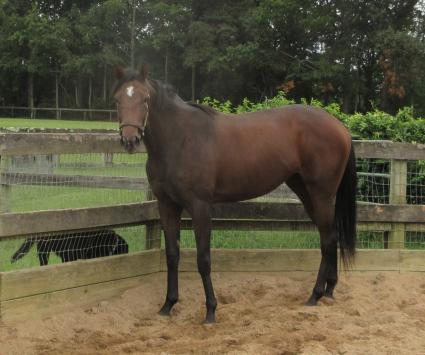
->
[0,144,424,271]
[407,160,425,205]
[0,152,149,212]
[0,225,156,272]
[178,228,401,250]
[356,159,390,204]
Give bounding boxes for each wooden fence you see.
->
[0,134,424,247]
[0,133,425,323]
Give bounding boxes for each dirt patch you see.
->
[1,272,425,354]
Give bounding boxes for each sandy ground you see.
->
[1,271,425,355]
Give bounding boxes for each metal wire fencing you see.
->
[0,225,151,272]
[0,152,149,212]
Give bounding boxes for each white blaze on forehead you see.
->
[126,86,135,97]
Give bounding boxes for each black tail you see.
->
[335,143,357,268]
[11,238,36,263]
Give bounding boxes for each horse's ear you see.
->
[139,63,149,81]
[114,66,125,80]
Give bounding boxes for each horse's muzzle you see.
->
[120,135,141,153]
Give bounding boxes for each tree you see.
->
[1,0,425,116]
[0,1,71,115]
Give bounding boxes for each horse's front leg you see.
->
[158,199,183,316]
[191,200,217,324]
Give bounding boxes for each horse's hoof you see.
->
[158,306,171,317]
[158,310,170,317]
[324,292,334,299]
[203,310,216,324]
[203,317,216,325]
[305,295,319,306]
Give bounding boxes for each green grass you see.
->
[9,186,146,212]
[181,230,320,249]
[0,117,117,130]
[3,152,148,212]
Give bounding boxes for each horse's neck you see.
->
[143,101,187,160]
[144,100,215,165]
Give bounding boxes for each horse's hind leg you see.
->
[287,176,338,303]
[286,174,314,221]
[306,193,338,306]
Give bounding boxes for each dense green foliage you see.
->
[1,1,425,116]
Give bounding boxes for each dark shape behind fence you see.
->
[11,229,129,266]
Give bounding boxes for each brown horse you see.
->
[113,65,357,324]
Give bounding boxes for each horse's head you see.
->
[113,64,151,153]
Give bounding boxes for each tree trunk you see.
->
[191,65,196,101]
[164,43,169,82]
[74,74,83,108]
[342,93,351,113]
[55,72,59,119]
[75,82,79,108]
[88,76,93,119]
[130,0,136,69]
[28,73,34,118]
[103,64,107,103]
[342,55,352,113]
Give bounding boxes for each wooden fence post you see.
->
[145,187,162,250]
[103,153,113,167]
[388,159,407,248]
[0,156,11,213]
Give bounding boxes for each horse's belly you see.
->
[212,116,300,202]
[213,167,293,202]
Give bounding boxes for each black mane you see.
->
[149,80,218,117]
[149,79,177,111]
[187,102,218,116]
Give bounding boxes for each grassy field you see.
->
[0,117,117,130]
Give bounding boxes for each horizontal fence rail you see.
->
[0,201,424,239]
[0,133,146,155]
[0,172,149,190]
[0,201,158,238]
[0,134,424,159]
[354,140,425,160]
